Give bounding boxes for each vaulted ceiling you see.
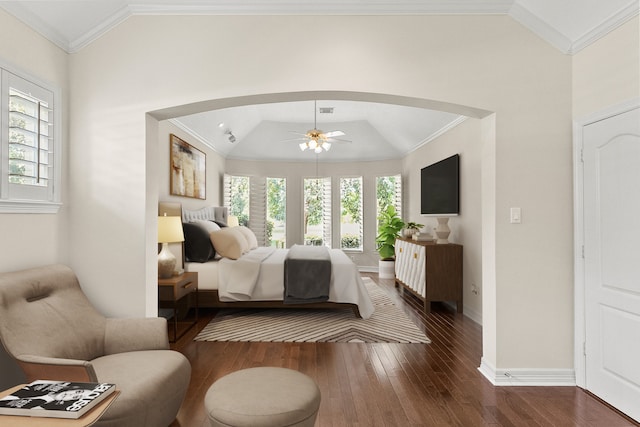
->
[2,0,636,162]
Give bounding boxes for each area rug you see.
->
[194,277,430,343]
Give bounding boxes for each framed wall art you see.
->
[170,134,206,199]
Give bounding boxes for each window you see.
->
[376,174,402,228]
[266,177,286,248]
[223,174,250,226]
[303,177,331,247]
[1,68,61,213]
[340,177,363,251]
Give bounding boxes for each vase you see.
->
[435,217,451,244]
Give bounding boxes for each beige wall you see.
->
[67,14,573,372]
[573,17,640,118]
[0,9,70,389]
[403,118,483,322]
[1,10,590,383]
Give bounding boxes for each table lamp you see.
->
[158,214,184,279]
[227,215,239,227]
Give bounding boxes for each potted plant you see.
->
[403,221,424,238]
[376,205,405,279]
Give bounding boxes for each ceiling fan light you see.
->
[314,146,322,154]
[323,142,331,151]
[309,139,317,149]
[299,142,308,151]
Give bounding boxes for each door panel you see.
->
[583,106,640,422]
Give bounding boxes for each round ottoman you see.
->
[205,367,321,427]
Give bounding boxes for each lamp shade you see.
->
[158,216,184,243]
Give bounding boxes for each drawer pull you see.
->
[183,282,195,289]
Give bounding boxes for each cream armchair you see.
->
[0,264,191,427]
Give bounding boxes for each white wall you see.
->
[403,118,483,323]
[66,14,573,373]
[0,9,70,389]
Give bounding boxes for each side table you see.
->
[158,272,199,342]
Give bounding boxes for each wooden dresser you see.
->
[394,237,462,313]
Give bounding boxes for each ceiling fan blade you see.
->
[279,137,307,142]
[327,137,352,144]
[324,130,345,138]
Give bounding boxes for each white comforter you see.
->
[217,247,374,319]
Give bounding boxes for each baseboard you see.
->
[478,357,576,386]
[463,304,482,325]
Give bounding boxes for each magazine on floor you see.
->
[0,380,116,419]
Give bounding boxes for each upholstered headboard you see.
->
[182,206,228,224]
[157,202,228,224]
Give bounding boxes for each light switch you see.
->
[510,207,521,224]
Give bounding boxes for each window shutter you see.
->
[223,173,231,210]
[322,177,332,248]
[249,176,267,246]
[394,174,403,215]
[1,69,60,212]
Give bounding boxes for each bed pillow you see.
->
[237,226,259,250]
[182,222,216,262]
[209,228,248,260]
[193,219,221,234]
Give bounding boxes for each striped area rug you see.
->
[194,278,430,343]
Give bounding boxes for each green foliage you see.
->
[267,177,286,222]
[266,220,273,246]
[340,178,362,224]
[230,176,249,220]
[376,205,405,260]
[303,178,324,234]
[341,234,361,249]
[405,221,424,230]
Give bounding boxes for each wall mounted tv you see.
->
[420,154,460,216]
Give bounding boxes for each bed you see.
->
[158,202,374,319]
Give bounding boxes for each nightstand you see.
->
[158,272,198,342]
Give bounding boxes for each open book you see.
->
[0,380,116,419]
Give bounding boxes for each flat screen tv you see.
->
[420,154,460,216]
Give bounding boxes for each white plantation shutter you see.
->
[322,177,332,248]
[394,174,402,215]
[223,173,231,210]
[249,176,267,246]
[1,69,61,213]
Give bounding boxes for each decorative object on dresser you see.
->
[376,205,405,279]
[394,237,462,313]
[157,214,185,279]
[434,217,451,244]
[402,221,424,238]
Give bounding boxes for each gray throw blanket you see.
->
[283,244,331,304]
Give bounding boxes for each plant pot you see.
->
[379,259,395,279]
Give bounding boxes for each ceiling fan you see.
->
[285,101,351,153]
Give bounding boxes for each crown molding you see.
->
[68,5,131,53]
[508,2,572,53]
[509,0,639,55]
[169,118,224,157]
[0,2,70,52]
[569,1,639,54]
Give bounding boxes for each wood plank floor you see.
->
[169,274,638,427]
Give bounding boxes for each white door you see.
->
[583,105,640,422]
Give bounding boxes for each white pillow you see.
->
[209,228,248,260]
[236,226,259,250]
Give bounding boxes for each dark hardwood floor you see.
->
[170,274,637,427]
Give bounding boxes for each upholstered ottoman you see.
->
[205,367,321,427]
